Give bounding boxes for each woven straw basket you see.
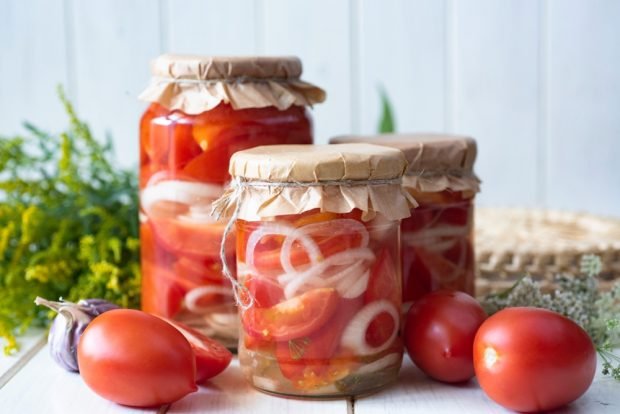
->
[475,208,620,297]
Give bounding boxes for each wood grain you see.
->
[546,0,620,217]
[353,354,620,414]
[0,329,46,388]
[0,344,156,413]
[452,0,541,208]
[357,0,447,135]
[168,359,348,413]
[261,0,353,144]
[0,0,69,135]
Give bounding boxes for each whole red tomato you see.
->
[404,290,486,383]
[474,307,596,412]
[77,309,197,407]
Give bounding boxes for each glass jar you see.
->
[329,134,480,307]
[213,144,414,398]
[401,190,475,302]
[138,55,325,347]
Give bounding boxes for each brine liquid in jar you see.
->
[401,190,475,303]
[237,210,404,397]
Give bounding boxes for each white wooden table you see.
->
[1,331,619,414]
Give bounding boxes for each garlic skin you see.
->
[34,297,119,372]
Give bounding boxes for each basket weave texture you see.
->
[475,208,620,296]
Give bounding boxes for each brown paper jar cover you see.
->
[139,54,326,114]
[330,133,481,196]
[213,144,416,221]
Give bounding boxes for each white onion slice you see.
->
[278,247,375,285]
[338,269,370,299]
[185,285,234,314]
[279,219,370,274]
[280,248,375,299]
[432,238,469,283]
[356,352,402,375]
[323,261,368,288]
[245,223,321,271]
[340,300,399,356]
[403,224,470,243]
[141,180,223,215]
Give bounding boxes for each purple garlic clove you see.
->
[34,297,119,372]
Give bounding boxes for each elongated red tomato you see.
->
[162,318,233,383]
[474,307,596,412]
[77,309,197,407]
[405,290,486,383]
[242,288,339,341]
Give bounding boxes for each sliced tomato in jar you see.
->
[250,232,366,276]
[364,248,400,306]
[161,318,233,383]
[146,116,203,171]
[242,288,339,341]
[275,297,363,383]
[243,275,284,308]
[141,260,185,318]
[148,216,232,261]
[175,256,226,284]
[402,244,434,302]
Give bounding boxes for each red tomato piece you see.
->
[473,307,596,412]
[77,309,197,407]
[148,216,232,261]
[275,297,364,382]
[405,290,486,383]
[402,244,433,302]
[146,116,202,171]
[243,275,284,308]
[242,288,339,341]
[141,259,185,318]
[364,248,400,306]
[161,318,233,383]
[175,256,225,284]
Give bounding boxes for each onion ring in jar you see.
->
[340,300,399,356]
[279,248,375,299]
[141,180,223,216]
[185,286,234,314]
[245,223,322,272]
[280,219,370,274]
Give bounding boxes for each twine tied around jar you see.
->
[211,177,405,311]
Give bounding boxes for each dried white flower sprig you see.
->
[482,254,620,380]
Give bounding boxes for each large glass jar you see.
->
[138,55,325,347]
[213,144,414,398]
[330,134,480,308]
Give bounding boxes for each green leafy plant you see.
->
[482,254,620,380]
[378,86,395,133]
[0,87,140,354]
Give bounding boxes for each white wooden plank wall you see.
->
[1,0,619,216]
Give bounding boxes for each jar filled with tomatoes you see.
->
[330,134,480,308]
[212,144,414,397]
[138,55,325,347]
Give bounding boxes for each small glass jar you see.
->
[138,55,325,347]
[213,144,413,398]
[401,189,475,302]
[330,134,480,307]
